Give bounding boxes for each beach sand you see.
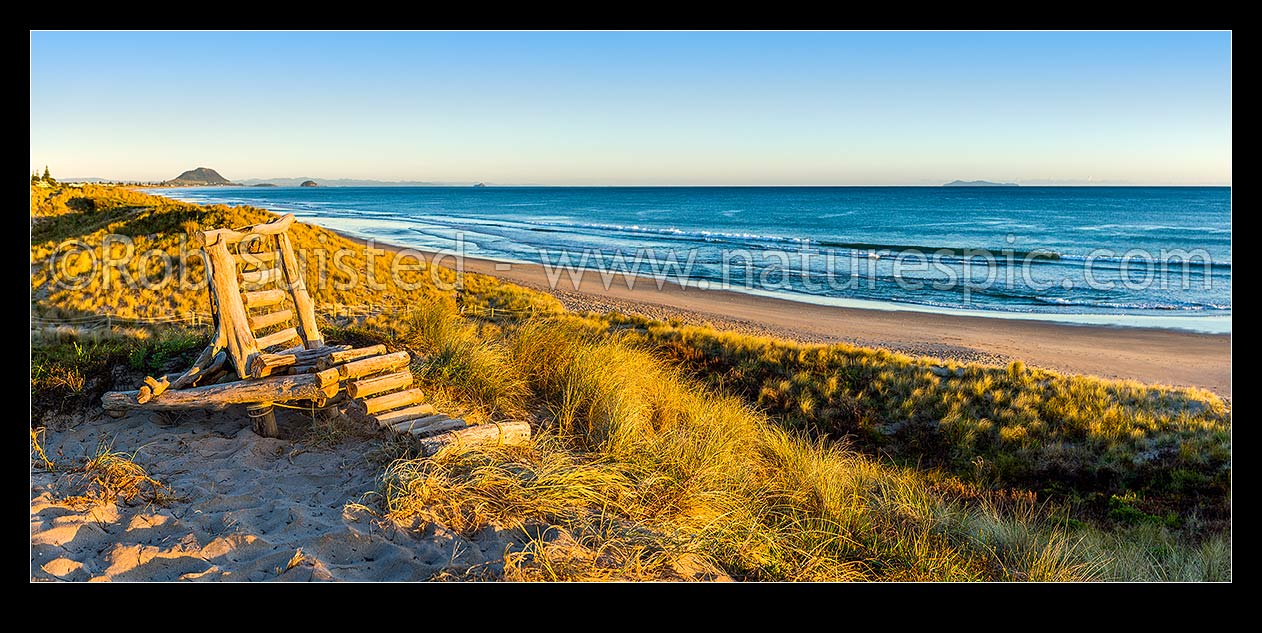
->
[31,409,516,582]
[355,237,1231,397]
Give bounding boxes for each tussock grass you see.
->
[381,315,1123,581]
[62,441,172,510]
[588,314,1230,523]
[31,329,207,422]
[31,429,54,470]
[30,184,562,326]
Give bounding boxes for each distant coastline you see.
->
[943,180,1019,187]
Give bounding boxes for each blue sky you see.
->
[30,31,1231,185]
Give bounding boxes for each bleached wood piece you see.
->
[373,404,439,427]
[314,345,388,370]
[346,370,412,399]
[255,327,299,351]
[417,421,531,456]
[362,388,424,414]
[276,231,323,349]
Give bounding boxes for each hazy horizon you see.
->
[30,31,1231,186]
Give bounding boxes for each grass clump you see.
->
[381,316,1115,581]
[62,441,172,510]
[587,315,1230,525]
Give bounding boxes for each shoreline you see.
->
[336,231,1232,398]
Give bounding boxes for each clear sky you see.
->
[29,31,1231,185]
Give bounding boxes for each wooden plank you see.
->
[417,421,531,456]
[102,371,330,411]
[276,231,323,349]
[362,388,424,415]
[335,351,410,380]
[242,289,286,309]
[205,239,261,378]
[248,344,353,378]
[374,404,439,428]
[233,250,277,268]
[201,213,295,246]
[255,327,299,351]
[249,309,293,331]
[314,345,388,370]
[410,418,470,438]
[394,416,466,437]
[240,266,283,286]
[347,370,411,399]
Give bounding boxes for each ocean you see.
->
[156,186,1232,333]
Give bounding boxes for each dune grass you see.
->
[378,312,1228,580]
[29,184,563,325]
[573,313,1231,526]
[60,440,173,510]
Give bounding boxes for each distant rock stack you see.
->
[300,180,319,187]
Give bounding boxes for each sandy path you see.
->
[30,410,514,582]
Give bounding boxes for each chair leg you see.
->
[248,403,278,438]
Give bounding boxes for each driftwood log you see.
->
[347,370,412,399]
[102,369,339,412]
[417,421,531,456]
[361,388,424,414]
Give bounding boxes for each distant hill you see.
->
[300,180,319,187]
[943,180,1019,187]
[166,167,234,186]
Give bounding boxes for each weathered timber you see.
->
[240,266,282,286]
[103,372,333,411]
[276,231,323,349]
[248,403,278,438]
[314,345,388,370]
[200,213,295,246]
[249,309,294,331]
[373,404,438,427]
[346,371,412,399]
[233,250,277,268]
[392,416,466,437]
[362,388,424,414]
[417,421,532,456]
[255,327,299,351]
[242,289,287,309]
[205,238,261,378]
[334,351,410,380]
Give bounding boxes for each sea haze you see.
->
[156,186,1231,333]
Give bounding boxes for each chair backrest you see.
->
[199,213,324,379]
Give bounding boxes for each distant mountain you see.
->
[943,180,1019,187]
[300,180,319,187]
[236,177,468,187]
[167,167,234,186]
[62,177,122,184]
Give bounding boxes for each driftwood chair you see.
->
[101,214,425,437]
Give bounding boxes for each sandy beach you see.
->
[350,236,1231,397]
[31,409,517,581]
